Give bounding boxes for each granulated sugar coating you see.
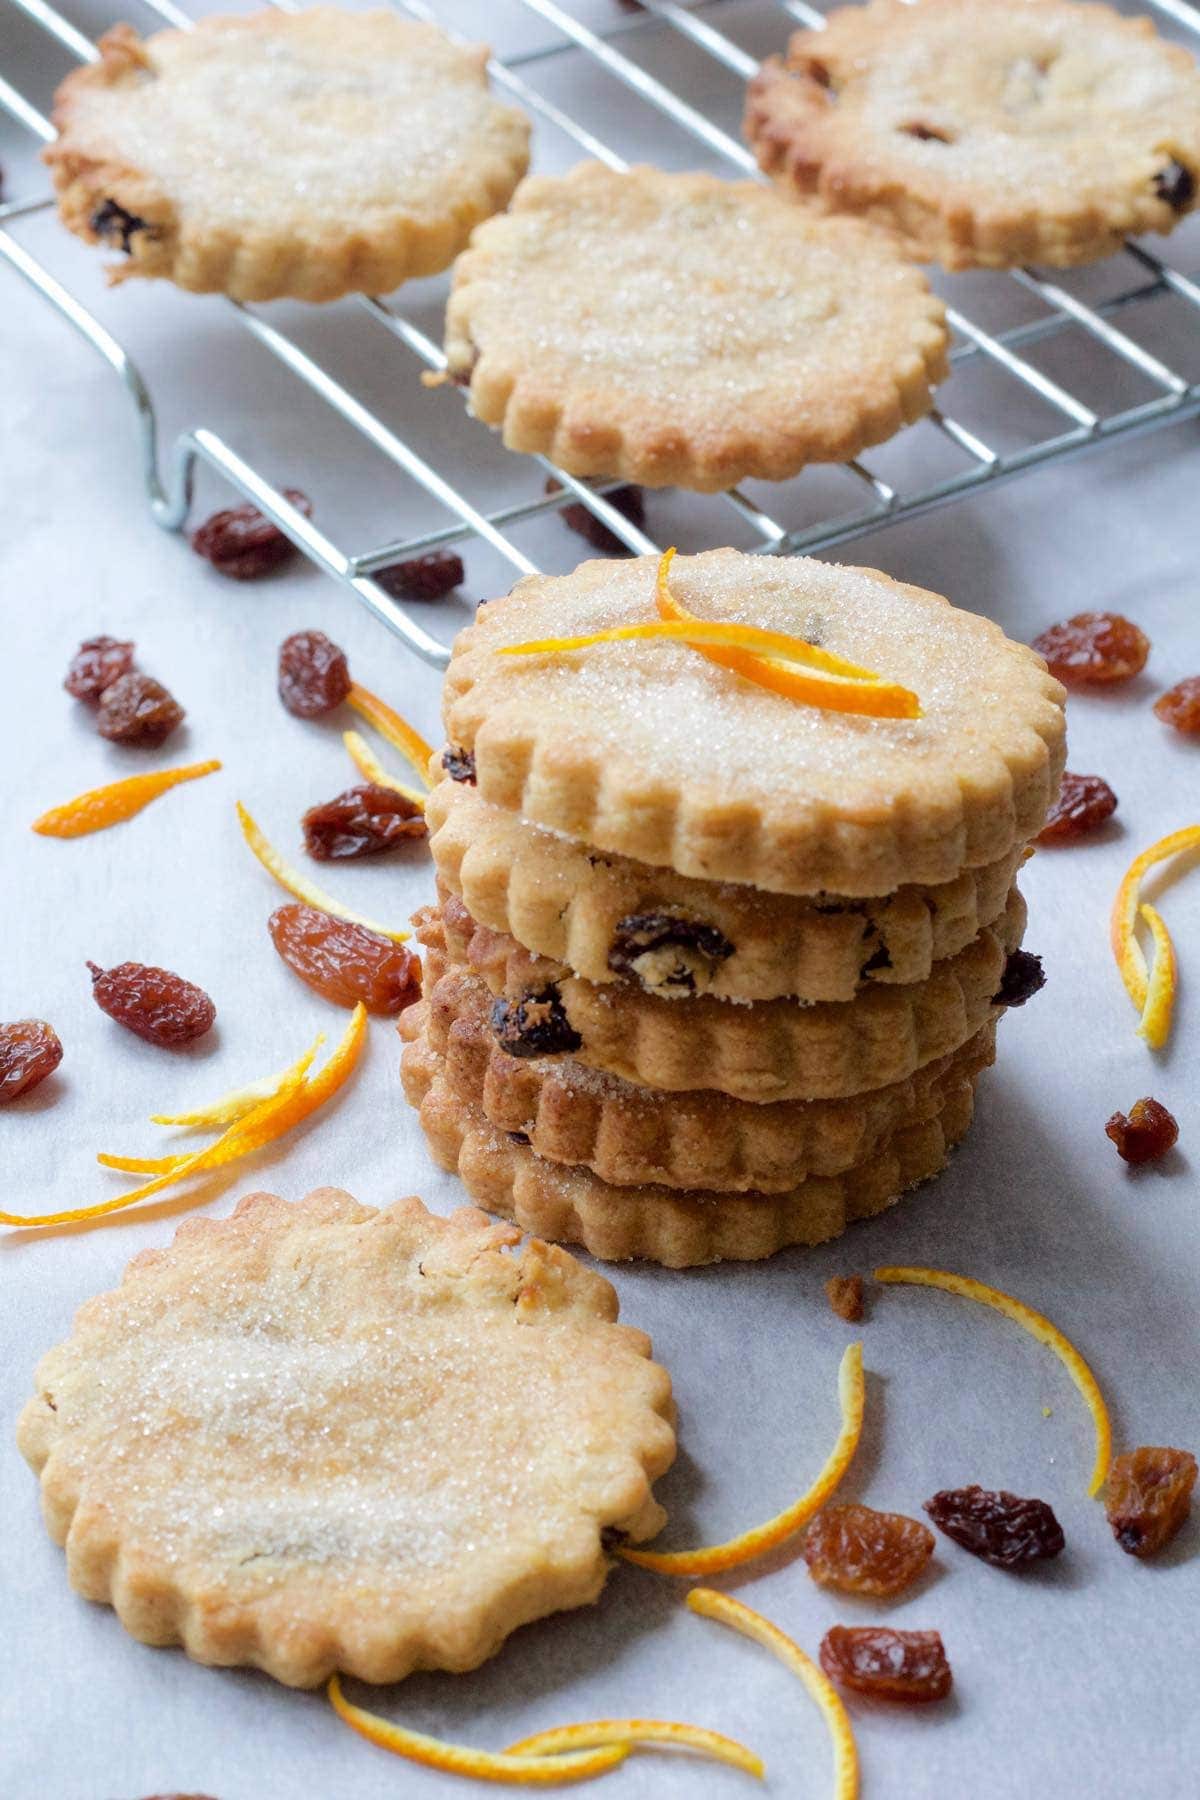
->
[17,1189,674,1688]
[444,163,948,490]
[443,550,1066,897]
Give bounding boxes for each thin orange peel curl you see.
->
[1110,825,1200,1049]
[0,1008,366,1230]
[148,1035,325,1128]
[32,759,221,838]
[236,800,409,943]
[687,1590,858,1800]
[329,1674,628,1786]
[343,729,426,809]
[873,1265,1111,1497]
[347,682,436,786]
[507,1719,763,1778]
[621,1341,863,1576]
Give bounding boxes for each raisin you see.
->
[545,477,646,555]
[1105,1096,1179,1165]
[507,1129,531,1145]
[375,551,464,602]
[191,490,313,580]
[96,673,185,746]
[1155,159,1195,211]
[1031,611,1149,686]
[1105,1446,1197,1557]
[804,1504,934,1596]
[1036,771,1118,844]
[993,949,1045,1007]
[442,746,477,784]
[0,1020,64,1103]
[277,629,352,718]
[924,1485,1065,1567]
[491,988,582,1058]
[64,635,136,703]
[825,1274,864,1322]
[302,784,426,860]
[91,198,153,251]
[607,911,735,994]
[88,961,215,1047]
[1153,675,1200,736]
[268,904,421,1016]
[819,1626,952,1703]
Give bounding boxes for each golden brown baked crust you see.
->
[47,12,530,302]
[745,0,1200,271]
[445,161,947,490]
[17,1189,674,1686]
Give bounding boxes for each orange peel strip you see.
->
[621,1341,863,1576]
[687,1590,858,1800]
[873,1265,1111,1497]
[32,759,221,838]
[0,1007,366,1230]
[656,547,875,683]
[237,801,409,943]
[342,730,426,809]
[346,683,435,786]
[1137,901,1177,1050]
[1110,823,1200,1005]
[328,1675,627,1786]
[148,1034,325,1128]
[501,614,918,721]
[507,1720,762,1778]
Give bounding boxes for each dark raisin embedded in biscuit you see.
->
[442,746,476,784]
[901,121,953,143]
[491,988,582,1058]
[1155,159,1195,211]
[607,911,735,995]
[91,199,154,251]
[993,949,1045,1008]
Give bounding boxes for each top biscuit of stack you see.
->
[440,549,1066,899]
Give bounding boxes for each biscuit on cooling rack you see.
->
[444,162,948,490]
[746,0,1200,270]
[17,1189,674,1686]
[47,10,530,302]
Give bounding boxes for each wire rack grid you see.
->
[4,0,1200,672]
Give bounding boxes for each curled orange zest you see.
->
[343,730,426,810]
[621,1342,863,1576]
[148,1035,325,1129]
[507,1720,762,1778]
[502,554,919,720]
[32,760,221,838]
[1111,825,1200,1048]
[347,683,436,786]
[0,1008,366,1230]
[874,1266,1111,1497]
[237,801,409,943]
[688,1591,858,1800]
[328,1674,627,1786]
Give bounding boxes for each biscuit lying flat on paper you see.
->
[441,550,1066,897]
[17,1189,674,1686]
[47,10,530,301]
[426,778,1027,1004]
[746,0,1200,270]
[444,162,948,490]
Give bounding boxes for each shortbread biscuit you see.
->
[403,1038,978,1267]
[17,1190,674,1686]
[442,551,1065,896]
[746,0,1200,270]
[47,11,530,302]
[444,162,947,490]
[403,976,996,1189]
[427,778,1027,1002]
[419,887,1024,1101]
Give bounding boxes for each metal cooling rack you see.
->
[4,0,1200,671]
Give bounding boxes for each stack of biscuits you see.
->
[401,549,1066,1268]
